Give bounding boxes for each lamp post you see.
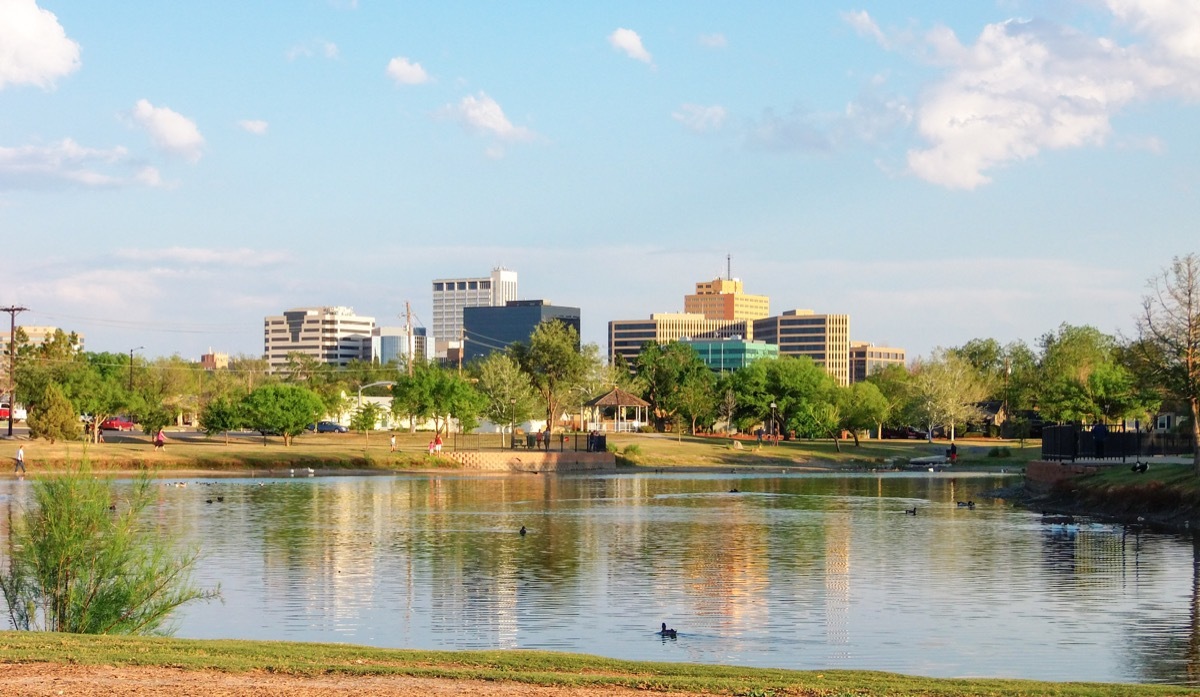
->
[510,397,517,449]
[3,305,29,437]
[128,346,143,391]
[770,401,777,446]
[357,381,397,430]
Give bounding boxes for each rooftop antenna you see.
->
[726,254,732,280]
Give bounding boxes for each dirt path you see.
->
[0,664,686,697]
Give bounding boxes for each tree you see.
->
[839,382,889,446]
[198,396,244,445]
[1137,253,1200,475]
[474,353,538,446]
[909,349,987,440]
[511,321,587,436]
[635,341,713,432]
[0,465,219,634]
[67,356,133,445]
[865,363,913,432]
[241,384,324,446]
[1037,324,1150,423]
[716,386,737,435]
[350,402,384,442]
[25,383,80,444]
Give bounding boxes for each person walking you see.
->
[434,434,443,454]
[15,445,25,474]
[154,428,166,451]
[389,433,396,452]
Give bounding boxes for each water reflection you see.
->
[2,472,1198,684]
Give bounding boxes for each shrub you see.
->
[988,447,1012,458]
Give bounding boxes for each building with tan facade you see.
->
[683,277,770,320]
[263,306,374,372]
[608,313,753,366]
[753,310,851,386]
[849,342,906,383]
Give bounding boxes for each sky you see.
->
[2,0,1199,362]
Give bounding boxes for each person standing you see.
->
[15,445,25,474]
[389,433,396,452]
[1092,421,1109,459]
[434,434,443,454]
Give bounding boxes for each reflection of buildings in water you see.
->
[680,498,772,639]
[1038,523,1128,584]
[824,508,851,652]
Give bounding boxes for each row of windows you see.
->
[433,280,493,291]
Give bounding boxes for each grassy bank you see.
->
[1047,461,1200,527]
[0,632,1191,696]
[2,429,1040,474]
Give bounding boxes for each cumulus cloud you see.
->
[0,139,164,190]
[672,104,728,133]
[608,28,653,64]
[238,119,268,135]
[131,99,205,162]
[386,56,430,85]
[442,91,535,144]
[115,246,292,267]
[698,33,727,49]
[844,5,1200,189]
[0,0,80,89]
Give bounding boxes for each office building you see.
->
[684,277,770,321]
[608,313,753,366]
[431,267,518,355]
[372,325,427,365]
[199,351,229,371]
[679,337,779,372]
[753,310,851,386]
[263,306,374,372]
[463,300,580,363]
[849,342,906,383]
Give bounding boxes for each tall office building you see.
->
[263,306,375,372]
[372,326,427,365]
[753,310,851,386]
[679,337,779,372]
[849,342,906,383]
[608,313,753,367]
[431,267,518,356]
[463,300,580,363]
[683,277,770,320]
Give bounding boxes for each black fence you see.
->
[1041,424,1193,462]
[448,431,608,453]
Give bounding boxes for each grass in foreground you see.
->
[0,632,1193,696]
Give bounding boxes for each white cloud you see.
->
[698,33,727,49]
[386,56,431,85]
[443,91,535,144]
[0,138,163,190]
[238,119,268,135]
[286,40,339,61]
[672,104,727,133]
[608,28,653,64]
[0,0,80,89]
[131,99,205,162]
[115,246,292,267]
[842,10,888,49]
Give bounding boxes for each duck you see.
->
[905,507,917,516]
[729,488,740,493]
[659,622,677,638]
[1131,462,1149,473]
[519,525,527,536]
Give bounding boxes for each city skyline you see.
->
[2,2,1198,361]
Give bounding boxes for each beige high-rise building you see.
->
[684,277,770,320]
[263,306,375,372]
[849,342,906,383]
[608,313,753,366]
[753,310,851,386]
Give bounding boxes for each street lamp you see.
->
[128,346,143,391]
[510,397,517,449]
[357,381,397,429]
[770,401,777,446]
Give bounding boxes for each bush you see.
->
[622,444,642,456]
[987,446,1012,458]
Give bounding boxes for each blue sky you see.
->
[2,0,1198,362]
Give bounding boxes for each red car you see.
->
[100,417,137,431]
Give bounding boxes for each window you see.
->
[433,282,444,291]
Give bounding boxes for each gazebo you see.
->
[585,388,651,433]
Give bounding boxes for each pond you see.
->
[2,471,1197,685]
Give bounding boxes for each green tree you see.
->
[25,383,80,444]
[839,381,889,446]
[391,359,438,433]
[865,363,913,431]
[635,341,712,432]
[350,402,384,442]
[474,353,538,446]
[67,356,133,445]
[511,321,587,436]
[0,465,219,634]
[198,396,244,444]
[1037,324,1150,423]
[241,384,324,446]
[1136,253,1200,475]
[909,349,987,440]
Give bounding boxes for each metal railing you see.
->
[449,431,608,453]
[1041,424,1193,462]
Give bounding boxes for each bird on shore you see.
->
[905,507,917,516]
[659,622,677,638]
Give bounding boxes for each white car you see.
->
[0,403,27,421]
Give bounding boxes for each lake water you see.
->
[3,471,1198,685]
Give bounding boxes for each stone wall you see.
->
[1025,460,1111,493]
[446,451,617,473]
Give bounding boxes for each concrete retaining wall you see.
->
[446,451,617,473]
[1025,460,1110,493]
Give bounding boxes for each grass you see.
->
[0,632,1193,696]
[5,428,1042,475]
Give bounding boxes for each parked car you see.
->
[311,420,348,433]
[0,403,26,421]
[100,417,137,431]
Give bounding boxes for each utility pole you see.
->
[129,346,143,391]
[2,305,29,437]
[405,301,414,378]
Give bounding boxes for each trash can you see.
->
[526,433,537,449]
